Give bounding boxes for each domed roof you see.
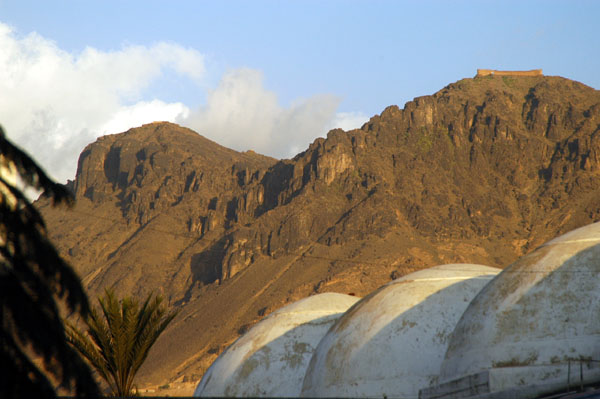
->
[300,264,500,398]
[438,222,600,397]
[194,292,360,397]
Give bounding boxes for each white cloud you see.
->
[100,100,190,136]
[181,68,345,159]
[182,69,280,150]
[329,111,369,132]
[0,22,369,183]
[0,22,203,182]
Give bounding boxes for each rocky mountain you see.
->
[37,74,600,393]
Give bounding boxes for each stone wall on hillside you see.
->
[477,69,543,77]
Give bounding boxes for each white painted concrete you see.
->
[300,264,500,398]
[439,222,600,398]
[194,292,360,397]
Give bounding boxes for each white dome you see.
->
[436,222,600,398]
[301,264,500,398]
[194,292,360,397]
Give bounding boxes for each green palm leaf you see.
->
[67,289,178,397]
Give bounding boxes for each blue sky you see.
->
[0,0,598,181]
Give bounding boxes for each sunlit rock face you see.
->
[193,293,360,397]
[300,264,499,398]
[435,222,600,399]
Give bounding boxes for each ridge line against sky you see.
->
[0,0,598,182]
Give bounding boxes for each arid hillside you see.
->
[38,73,600,392]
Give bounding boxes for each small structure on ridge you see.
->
[476,68,543,76]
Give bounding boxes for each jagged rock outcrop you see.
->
[38,74,600,392]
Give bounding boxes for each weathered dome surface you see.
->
[300,264,500,398]
[193,292,360,397]
[437,222,600,398]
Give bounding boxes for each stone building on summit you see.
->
[477,68,543,77]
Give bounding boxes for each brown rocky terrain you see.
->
[37,73,600,394]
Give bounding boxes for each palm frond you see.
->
[1,125,99,398]
[0,126,73,206]
[67,289,178,397]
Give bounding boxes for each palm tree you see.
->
[0,125,100,398]
[67,289,178,397]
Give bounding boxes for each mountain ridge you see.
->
[37,73,600,392]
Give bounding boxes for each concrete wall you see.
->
[476,69,543,77]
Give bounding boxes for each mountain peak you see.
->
[73,122,275,204]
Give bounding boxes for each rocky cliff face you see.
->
[38,74,600,392]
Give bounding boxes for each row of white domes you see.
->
[195,221,600,398]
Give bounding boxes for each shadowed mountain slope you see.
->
[38,74,600,391]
